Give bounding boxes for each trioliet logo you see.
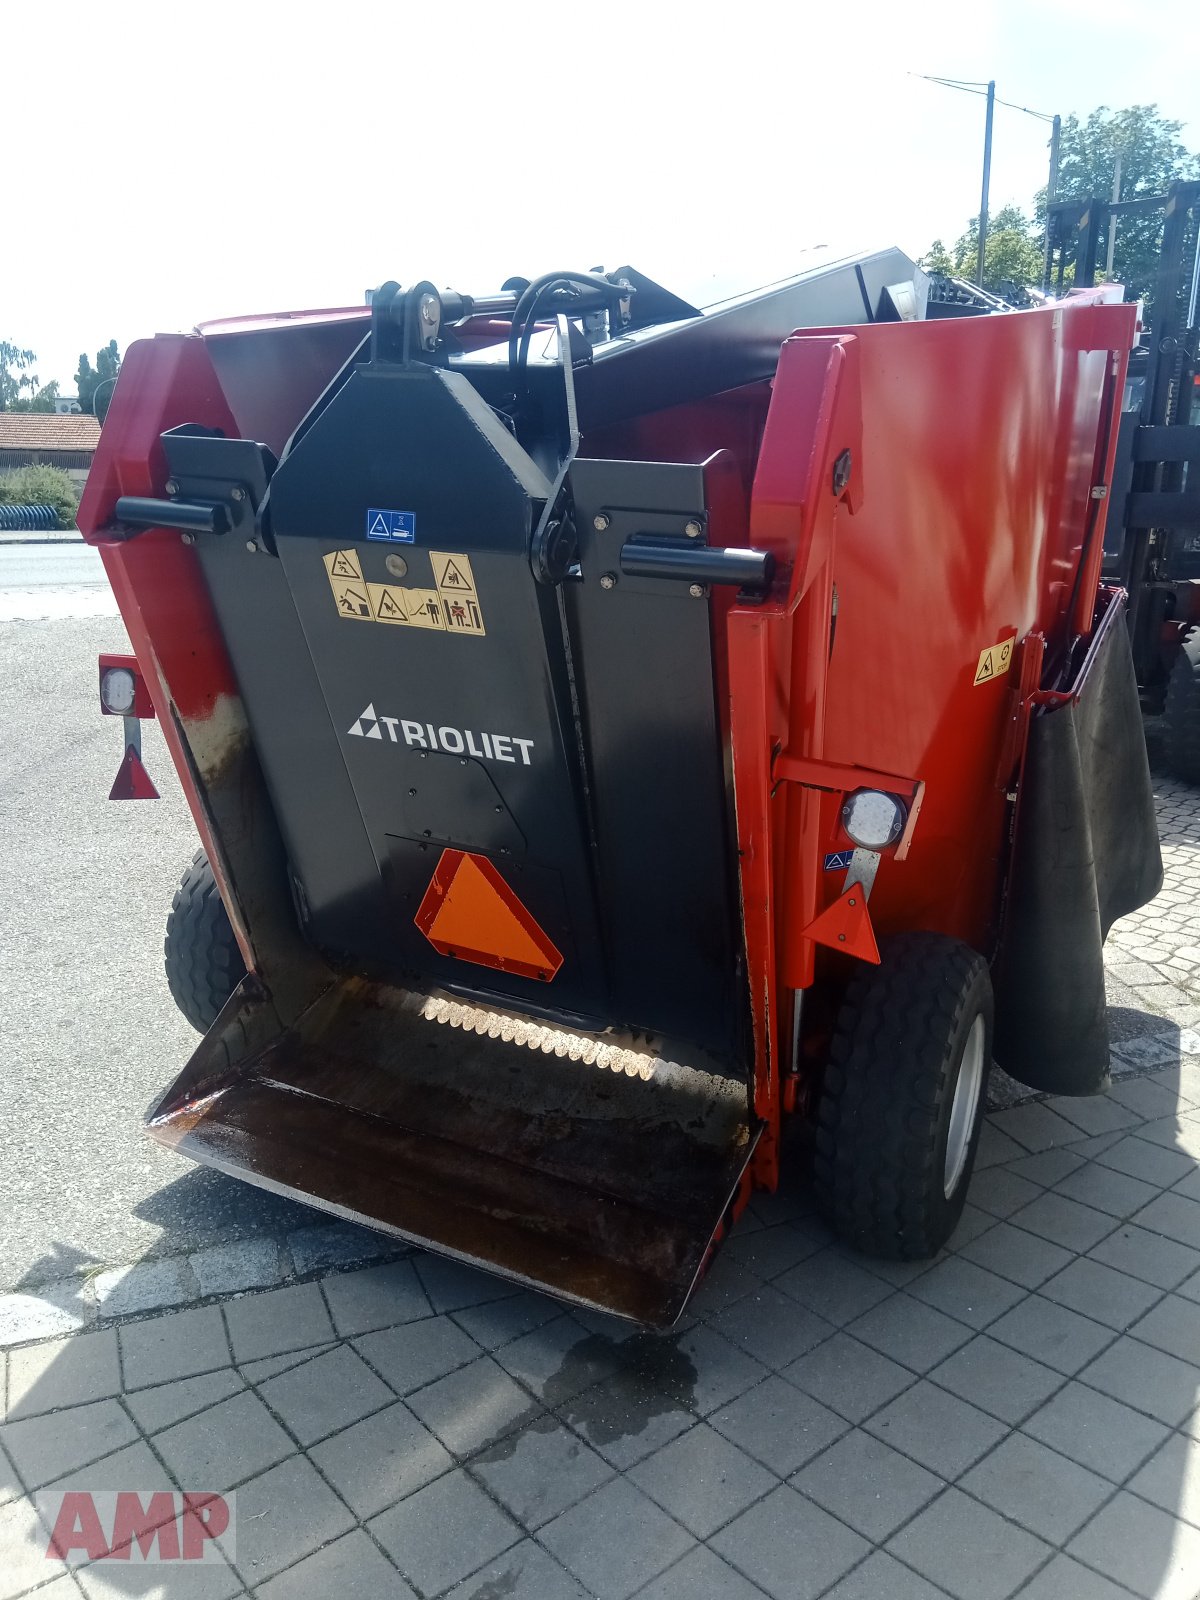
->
[347,705,535,765]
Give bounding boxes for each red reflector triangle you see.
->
[800,886,880,964]
[109,745,160,801]
[415,849,563,982]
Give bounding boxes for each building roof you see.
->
[0,414,102,452]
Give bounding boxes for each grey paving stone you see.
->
[793,1427,942,1541]
[493,1315,620,1402]
[629,1420,776,1539]
[990,1103,1087,1153]
[1107,1076,1189,1121]
[672,1324,768,1417]
[0,1441,20,1505]
[1040,1257,1163,1331]
[355,1314,481,1395]
[539,1474,696,1600]
[846,1294,973,1373]
[124,1368,245,1434]
[79,1560,243,1600]
[190,1237,287,1298]
[687,1252,763,1318]
[1128,1292,1200,1363]
[975,1122,1027,1168]
[710,1374,846,1476]
[286,1221,398,1275]
[1139,1117,1200,1161]
[1046,1094,1143,1138]
[711,1285,835,1369]
[319,1260,431,1338]
[2,1505,82,1600]
[1129,1431,1200,1529]
[1179,1266,1200,1304]
[0,1281,93,1347]
[783,1332,914,1424]
[906,1256,1027,1330]
[450,1290,560,1351]
[557,1367,693,1469]
[93,1257,196,1318]
[1096,1135,1197,1188]
[1023,1380,1170,1479]
[1010,1192,1116,1253]
[1003,1148,1087,1188]
[823,1550,950,1599]
[865,1379,1006,1478]
[223,1283,335,1363]
[722,1223,824,1280]
[228,1452,355,1587]
[1088,1223,1200,1289]
[1068,1489,1200,1600]
[40,1437,174,1497]
[445,1537,590,1600]
[470,1413,613,1530]
[413,1255,518,1314]
[887,1487,1051,1600]
[255,1528,416,1600]
[944,1203,996,1251]
[1081,1335,1200,1426]
[966,1166,1043,1219]
[927,1335,1063,1426]
[988,1294,1115,1375]
[776,1250,894,1326]
[0,1397,136,1489]
[1053,1162,1161,1220]
[5,1330,119,1420]
[1133,1191,1200,1250]
[1012,1552,1140,1600]
[119,1306,229,1389]
[257,1343,394,1446]
[712,1482,869,1600]
[959,1221,1074,1289]
[406,1355,536,1456]
[1172,1165,1200,1202]
[633,1543,773,1600]
[961,1431,1111,1543]
[310,1399,451,1519]
[236,1345,336,1384]
[154,1389,293,1491]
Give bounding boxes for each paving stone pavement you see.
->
[3,775,1200,1598]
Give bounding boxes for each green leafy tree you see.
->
[922,205,1044,293]
[75,340,121,418]
[0,341,40,410]
[8,380,61,413]
[1036,104,1200,311]
[0,464,79,528]
[920,240,954,275]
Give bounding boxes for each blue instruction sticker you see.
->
[366,509,416,543]
[823,851,854,872]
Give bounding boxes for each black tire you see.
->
[1165,625,1200,783]
[813,932,993,1260]
[164,850,245,1033]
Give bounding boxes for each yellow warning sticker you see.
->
[325,549,363,581]
[974,634,1017,686]
[323,549,374,622]
[367,584,445,630]
[430,550,486,636]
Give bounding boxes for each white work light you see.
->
[841,789,906,851]
[100,667,138,716]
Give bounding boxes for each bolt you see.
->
[460,758,468,766]
[838,933,847,942]
[230,486,246,503]
[422,829,431,838]
[420,293,439,324]
[848,897,857,907]
[684,519,703,539]
[245,540,258,553]
[688,583,705,599]
[494,805,503,813]
[180,532,195,546]
[593,513,611,532]
[600,572,617,590]
[165,478,179,497]
[408,787,417,797]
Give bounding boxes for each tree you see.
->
[76,340,121,418]
[0,464,79,528]
[0,341,40,410]
[1035,105,1199,311]
[920,240,954,275]
[921,205,1044,294]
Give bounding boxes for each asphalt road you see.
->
[0,543,308,1293]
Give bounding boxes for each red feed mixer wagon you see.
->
[80,254,1162,1326]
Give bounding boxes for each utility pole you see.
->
[1042,114,1061,291]
[1105,152,1123,280]
[977,81,996,287]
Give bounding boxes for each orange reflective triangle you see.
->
[800,885,880,964]
[109,744,160,801]
[415,849,563,982]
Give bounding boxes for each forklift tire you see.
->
[164,850,245,1034]
[1165,626,1200,783]
[813,932,992,1260]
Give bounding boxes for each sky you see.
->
[4,0,1198,394]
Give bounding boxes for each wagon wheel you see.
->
[164,849,246,1033]
[1165,624,1200,784]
